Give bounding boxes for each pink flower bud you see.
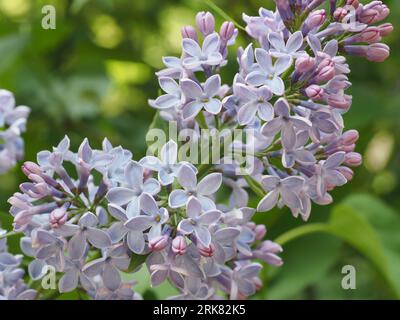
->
[344,152,362,167]
[253,277,263,290]
[220,21,235,41]
[378,23,394,37]
[306,9,326,29]
[254,225,267,240]
[358,9,378,24]
[333,7,348,22]
[359,27,381,43]
[346,0,359,9]
[181,26,198,41]
[295,56,315,73]
[342,130,359,145]
[366,43,390,62]
[172,236,187,255]
[327,94,352,109]
[338,166,354,181]
[198,242,215,257]
[317,65,335,83]
[296,56,315,73]
[22,161,41,176]
[196,11,215,36]
[342,143,356,152]
[305,85,324,101]
[149,235,169,252]
[50,203,69,228]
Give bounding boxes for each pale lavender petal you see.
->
[160,140,177,165]
[169,189,189,208]
[86,228,112,249]
[257,190,279,212]
[182,101,203,119]
[124,216,153,231]
[106,187,137,206]
[197,173,222,195]
[182,38,202,57]
[204,99,222,114]
[198,210,221,225]
[204,75,221,97]
[177,165,197,191]
[180,79,203,99]
[127,230,145,254]
[202,33,220,55]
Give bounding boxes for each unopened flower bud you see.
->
[181,26,198,41]
[254,225,267,240]
[198,242,215,257]
[172,236,187,255]
[366,43,390,62]
[149,235,169,252]
[22,161,41,176]
[327,94,352,109]
[196,11,215,36]
[303,9,326,33]
[220,21,235,42]
[358,8,378,24]
[378,23,394,37]
[346,0,359,9]
[295,56,315,73]
[50,203,70,228]
[342,130,359,145]
[305,85,324,101]
[317,65,335,82]
[344,152,362,167]
[333,7,348,21]
[338,166,354,181]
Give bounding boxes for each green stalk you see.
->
[274,223,329,246]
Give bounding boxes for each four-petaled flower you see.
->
[169,165,222,211]
[246,48,291,95]
[182,33,223,70]
[181,75,222,119]
[178,197,221,246]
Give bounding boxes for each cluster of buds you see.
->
[0,89,30,174]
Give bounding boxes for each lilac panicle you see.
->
[5,0,392,300]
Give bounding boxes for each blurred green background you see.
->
[0,0,399,300]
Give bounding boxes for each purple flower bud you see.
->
[344,152,362,167]
[316,64,335,83]
[358,8,379,24]
[366,43,390,62]
[338,166,354,181]
[342,144,356,153]
[22,161,41,176]
[342,130,359,145]
[305,85,324,101]
[196,11,215,36]
[172,236,187,255]
[197,242,215,257]
[50,203,70,228]
[181,26,198,41]
[346,0,359,9]
[149,235,169,252]
[378,23,394,37]
[327,94,352,109]
[276,0,295,27]
[306,0,325,12]
[345,27,381,44]
[220,21,235,42]
[364,1,389,23]
[254,225,267,241]
[295,56,315,73]
[333,7,349,21]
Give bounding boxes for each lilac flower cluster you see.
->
[0,227,37,300]
[4,0,392,300]
[0,89,30,174]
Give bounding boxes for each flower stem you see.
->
[0,230,18,240]
[274,223,329,246]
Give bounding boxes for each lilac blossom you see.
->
[181,75,222,119]
[169,165,222,210]
[246,49,292,95]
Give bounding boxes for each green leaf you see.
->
[126,253,149,273]
[266,234,342,299]
[327,200,399,298]
[340,194,400,298]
